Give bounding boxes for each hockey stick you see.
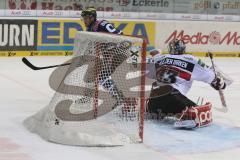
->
[208,52,228,113]
[22,57,71,70]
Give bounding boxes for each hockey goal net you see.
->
[24,32,147,146]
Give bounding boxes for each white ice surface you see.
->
[0,57,240,160]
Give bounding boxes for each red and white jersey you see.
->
[147,53,215,95]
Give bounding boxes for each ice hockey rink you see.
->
[0,56,240,160]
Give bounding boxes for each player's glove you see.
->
[211,76,226,90]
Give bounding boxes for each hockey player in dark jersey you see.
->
[146,39,229,128]
[81,7,122,34]
[80,7,136,115]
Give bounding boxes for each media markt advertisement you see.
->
[0,18,155,57]
[156,21,240,57]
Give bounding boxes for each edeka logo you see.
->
[112,21,155,45]
[38,20,84,51]
[165,30,240,45]
[0,20,37,51]
[38,20,155,51]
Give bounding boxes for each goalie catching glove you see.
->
[211,75,226,90]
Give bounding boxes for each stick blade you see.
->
[22,57,39,70]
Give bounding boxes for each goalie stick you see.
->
[22,57,71,70]
[208,52,228,113]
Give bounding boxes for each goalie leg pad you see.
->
[178,102,213,128]
[147,86,196,118]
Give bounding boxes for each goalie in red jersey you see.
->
[146,39,230,128]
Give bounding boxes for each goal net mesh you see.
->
[24,31,146,146]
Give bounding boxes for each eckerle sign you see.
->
[132,0,169,7]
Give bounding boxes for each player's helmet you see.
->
[168,39,186,55]
[81,7,97,19]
